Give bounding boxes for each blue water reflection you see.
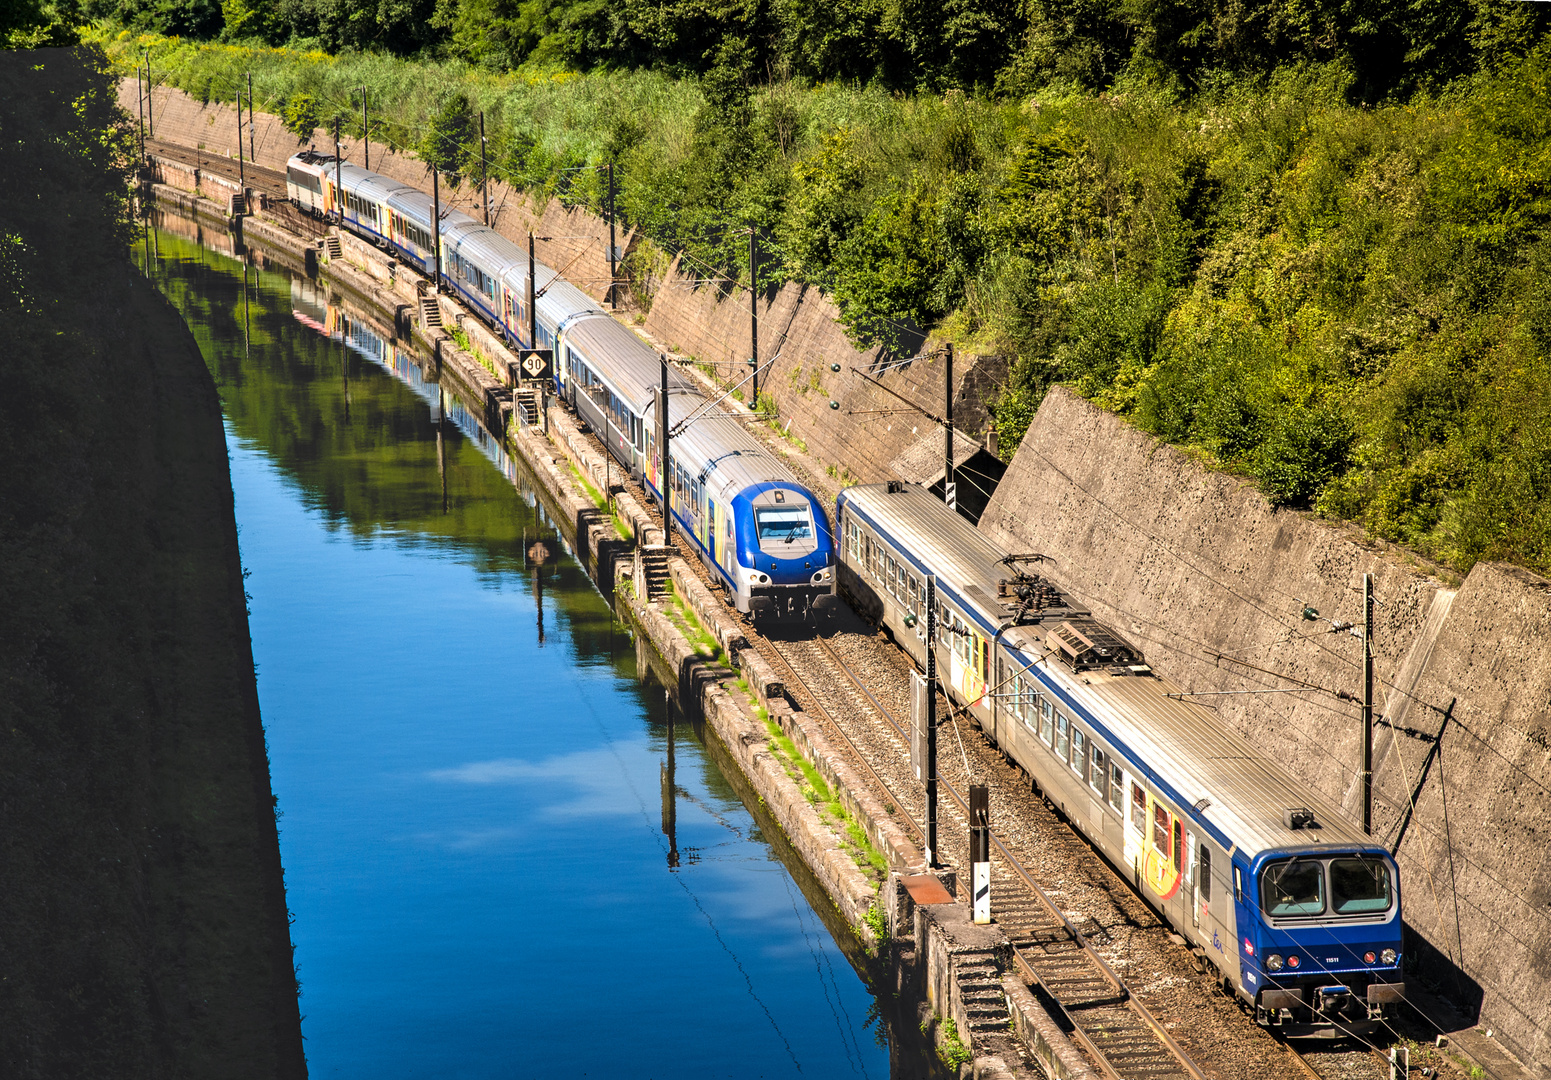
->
[142,227,889,1079]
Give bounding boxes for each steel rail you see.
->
[746,634,925,848]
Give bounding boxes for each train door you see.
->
[1143,793,1183,907]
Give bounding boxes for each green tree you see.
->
[282,93,319,139]
[420,92,475,182]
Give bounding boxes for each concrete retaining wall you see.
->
[642,259,1007,485]
[979,386,1550,1070]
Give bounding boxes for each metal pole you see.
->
[247,72,254,163]
[944,341,956,512]
[607,162,616,308]
[236,90,245,197]
[333,118,343,225]
[749,226,759,410]
[660,354,672,548]
[528,232,537,348]
[432,168,442,290]
[1362,572,1374,835]
[361,87,369,170]
[926,574,939,868]
[136,64,145,163]
[479,111,489,227]
[144,49,153,139]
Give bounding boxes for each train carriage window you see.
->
[1070,728,1085,774]
[1040,698,1054,745]
[1131,783,1146,834]
[1109,763,1124,812]
[1153,803,1172,860]
[1173,819,1183,871]
[1088,744,1106,797]
[1055,713,1069,761]
[1184,832,1195,885]
[1197,845,1211,906]
[886,555,898,597]
[897,563,908,603]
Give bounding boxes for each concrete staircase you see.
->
[513,386,541,426]
[420,294,443,331]
[323,233,343,260]
[956,950,1012,1036]
[638,545,671,602]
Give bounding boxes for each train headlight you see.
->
[758,573,769,583]
[1364,951,1376,964]
[1266,954,1284,972]
[1380,949,1397,965]
[1286,955,1300,968]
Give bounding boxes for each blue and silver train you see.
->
[286,151,837,619]
[836,481,1406,1038]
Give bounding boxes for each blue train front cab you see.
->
[730,482,837,621]
[1236,843,1405,1037]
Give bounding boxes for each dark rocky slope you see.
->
[0,47,305,1079]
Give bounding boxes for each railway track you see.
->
[749,626,1207,1080]
[144,138,290,198]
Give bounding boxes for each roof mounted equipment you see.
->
[1048,620,1143,672]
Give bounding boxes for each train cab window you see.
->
[1055,713,1069,761]
[755,505,812,542]
[1070,728,1085,774]
[1088,745,1106,797]
[1040,698,1054,745]
[1261,859,1325,917]
[1109,763,1124,812]
[1131,783,1146,833]
[1153,803,1172,860]
[1330,858,1392,914]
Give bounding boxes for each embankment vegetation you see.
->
[82,1,1551,577]
[0,47,304,1078]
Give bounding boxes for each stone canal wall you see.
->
[979,386,1551,1070]
[2,50,304,1078]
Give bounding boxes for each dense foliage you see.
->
[97,0,1551,578]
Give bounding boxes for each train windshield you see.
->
[1260,856,1394,918]
[1330,858,1392,914]
[1261,858,1324,917]
[756,506,812,542]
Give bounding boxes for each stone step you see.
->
[420,295,443,329]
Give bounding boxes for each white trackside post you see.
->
[969,783,990,924]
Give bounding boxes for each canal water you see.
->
[138,222,895,1080]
